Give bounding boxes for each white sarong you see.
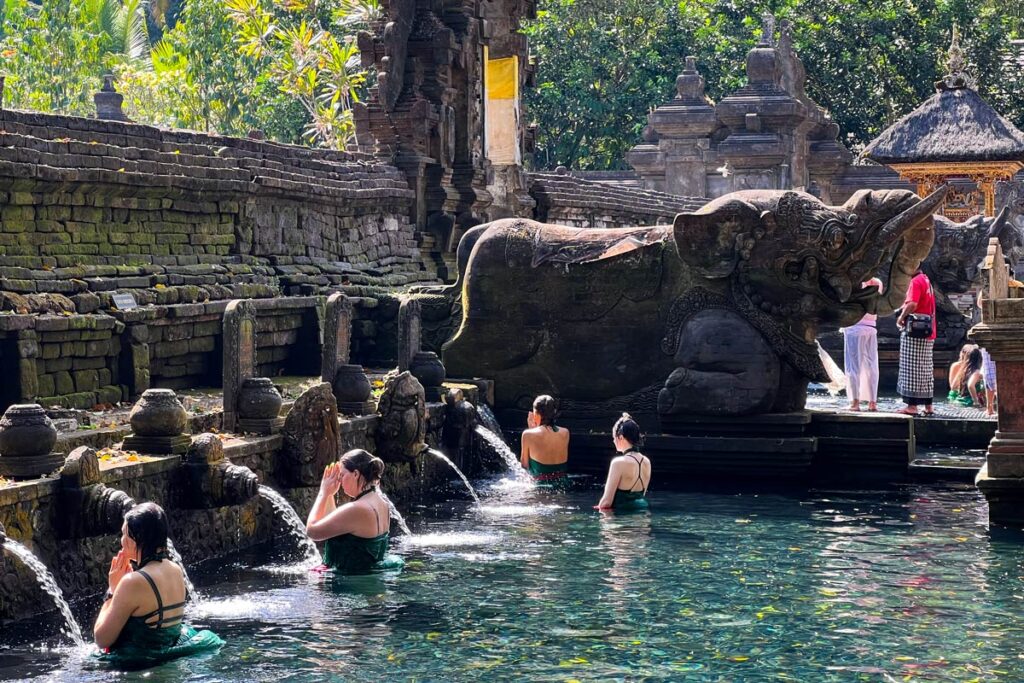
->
[842,323,879,402]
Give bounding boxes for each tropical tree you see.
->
[224,0,368,148]
[524,0,1024,170]
[83,0,152,65]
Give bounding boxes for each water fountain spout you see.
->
[56,446,136,539]
[442,388,478,471]
[178,433,260,508]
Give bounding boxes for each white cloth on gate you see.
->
[842,323,879,402]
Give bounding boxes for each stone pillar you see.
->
[397,298,422,372]
[322,293,374,414]
[222,299,256,433]
[970,238,1024,525]
[15,329,38,401]
[321,293,353,384]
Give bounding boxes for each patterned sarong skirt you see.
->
[897,334,934,405]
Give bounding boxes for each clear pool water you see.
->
[3,477,1024,681]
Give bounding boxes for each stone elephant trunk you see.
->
[178,433,260,509]
[56,447,136,539]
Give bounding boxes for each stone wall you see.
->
[0,109,429,274]
[0,402,465,625]
[529,171,705,229]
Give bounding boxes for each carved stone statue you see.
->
[443,188,946,417]
[280,383,339,487]
[375,371,427,463]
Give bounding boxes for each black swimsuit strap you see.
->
[134,569,185,628]
[625,452,647,494]
[355,488,383,535]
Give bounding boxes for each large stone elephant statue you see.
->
[442,188,946,417]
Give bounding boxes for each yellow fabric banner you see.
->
[486,56,518,100]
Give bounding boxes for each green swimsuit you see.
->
[612,451,649,511]
[528,458,569,487]
[100,564,223,667]
[322,490,404,574]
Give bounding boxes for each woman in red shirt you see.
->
[895,270,937,416]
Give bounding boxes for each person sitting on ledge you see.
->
[94,502,223,667]
[595,413,651,512]
[306,449,403,574]
[520,394,570,486]
[948,345,984,407]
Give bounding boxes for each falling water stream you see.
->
[475,403,504,437]
[2,539,84,645]
[474,424,528,477]
[165,539,199,604]
[377,488,412,535]
[426,448,481,505]
[258,485,321,565]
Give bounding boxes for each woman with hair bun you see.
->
[93,502,223,666]
[595,414,651,511]
[520,394,570,486]
[306,449,403,574]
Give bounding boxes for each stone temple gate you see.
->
[353,0,538,270]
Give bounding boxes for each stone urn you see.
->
[0,404,61,479]
[129,389,188,436]
[333,364,372,404]
[238,377,282,420]
[409,351,446,401]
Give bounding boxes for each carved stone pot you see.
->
[129,389,187,437]
[333,364,372,404]
[238,377,282,420]
[410,351,446,401]
[0,404,61,479]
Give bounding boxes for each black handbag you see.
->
[906,313,932,339]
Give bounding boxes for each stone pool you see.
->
[2,475,1022,681]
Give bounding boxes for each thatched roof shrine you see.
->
[862,87,1024,165]
[861,27,1024,217]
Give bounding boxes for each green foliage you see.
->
[223,0,367,148]
[1,0,105,114]
[525,0,1024,170]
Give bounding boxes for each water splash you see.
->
[426,448,481,505]
[476,403,504,437]
[3,539,84,645]
[258,485,321,566]
[378,488,412,536]
[165,539,200,605]
[474,425,529,479]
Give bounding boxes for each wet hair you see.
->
[960,348,984,395]
[124,502,169,563]
[532,395,559,431]
[340,448,385,487]
[613,413,644,449]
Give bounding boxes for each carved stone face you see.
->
[925,214,996,293]
[674,188,946,329]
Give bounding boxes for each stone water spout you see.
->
[375,371,428,464]
[442,388,477,470]
[178,433,260,509]
[55,447,136,539]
